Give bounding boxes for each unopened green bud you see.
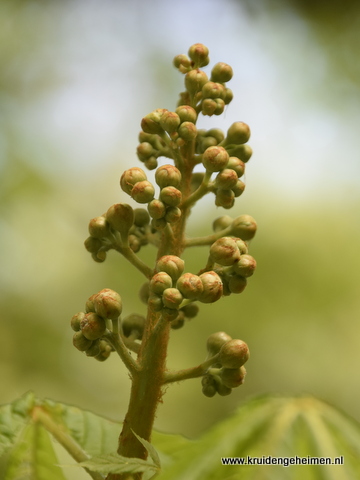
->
[232,180,246,197]
[220,366,246,388]
[202,146,229,172]
[180,303,199,318]
[223,88,233,105]
[211,62,233,83]
[131,180,155,204]
[129,234,141,252]
[188,43,209,67]
[150,271,173,295]
[136,142,154,161]
[226,122,251,145]
[85,340,101,357]
[207,128,225,143]
[228,274,247,294]
[215,169,238,190]
[73,331,93,352]
[178,121,197,142]
[233,254,256,277]
[106,203,134,237]
[175,105,197,123]
[210,237,241,266]
[212,215,232,232]
[139,282,150,304]
[159,111,181,133]
[228,144,252,163]
[234,238,248,255]
[207,331,233,356]
[219,339,250,368]
[227,157,245,177]
[71,312,85,332]
[170,311,185,330]
[134,208,150,227]
[84,236,102,253]
[94,340,112,362]
[85,293,97,313]
[156,255,185,281]
[155,164,182,188]
[201,98,217,116]
[120,167,147,195]
[214,98,225,116]
[93,288,122,320]
[162,288,183,309]
[198,271,223,303]
[91,251,107,263]
[148,294,164,312]
[215,189,235,209]
[231,215,257,240]
[88,216,109,238]
[216,383,232,396]
[201,375,217,397]
[176,273,203,300]
[202,81,226,99]
[159,186,182,207]
[162,307,179,321]
[122,313,146,339]
[80,312,106,341]
[148,199,166,219]
[144,157,158,170]
[165,206,181,224]
[185,69,208,94]
[141,109,167,134]
[173,53,191,71]
[151,218,167,230]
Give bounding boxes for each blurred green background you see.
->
[1,0,359,443]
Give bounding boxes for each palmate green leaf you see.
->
[156,395,360,480]
[79,452,159,475]
[132,430,161,468]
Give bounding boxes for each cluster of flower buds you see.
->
[71,288,122,361]
[201,332,249,397]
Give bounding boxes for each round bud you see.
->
[202,383,217,398]
[207,331,233,356]
[215,189,235,209]
[206,128,225,144]
[234,238,248,255]
[210,237,241,266]
[201,98,217,116]
[73,331,93,352]
[120,167,147,195]
[215,169,238,190]
[162,307,179,321]
[229,144,253,163]
[216,383,232,396]
[106,203,134,237]
[212,215,232,232]
[198,271,223,303]
[231,215,257,240]
[180,303,199,319]
[220,366,246,388]
[170,311,185,330]
[227,157,245,177]
[228,275,247,294]
[85,293,97,313]
[85,340,101,357]
[88,216,109,239]
[202,81,225,100]
[188,43,210,67]
[139,282,150,304]
[219,339,250,368]
[178,121,197,142]
[84,236,102,254]
[94,340,112,362]
[144,157,158,170]
[129,234,141,252]
[141,110,167,134]
[80,312,106,341]
[91,251,106,263]
[224,88,234,105]
[151,217,167,230]
[165,206,181,224]
[134,208,150,227]
[175,105,197,123]
[148,294,164,312]
[159,186,182,207]
[155,165,182,188]
[214,99,225,116]
[176,273,203,300]
[156,255,184,282]
[93,288,123,320]
[211,62,233,83]
[148,199,166,219]
[232,180,246,198]
[173,53,191,70]
[185,69,208,94]
[131,180,155,204]
[136,142,154,161]
[71,312,85,332]
[159,111,181,133]
[202,146,229,172]
[122,313,146,339]
[226,122,251,145]
[149,271,173,295]
[233,254,256,277]
[162,288,183,310]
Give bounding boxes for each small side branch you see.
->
[184,224,233,247]
[163,354,220,384]
[106,332,140,375]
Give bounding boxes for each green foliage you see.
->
[1,393,359,479]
